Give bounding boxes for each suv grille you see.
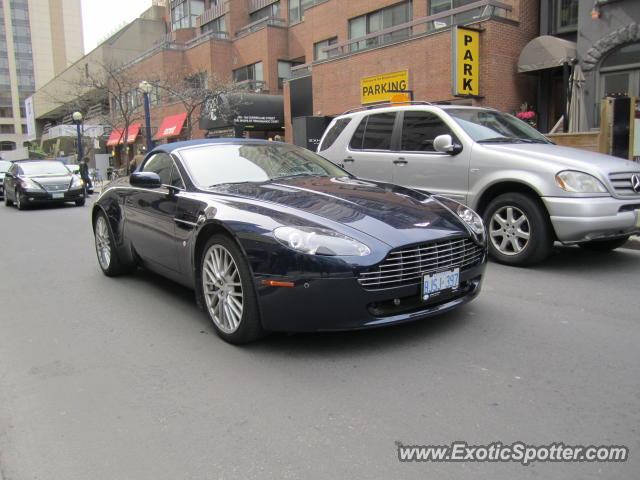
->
[358,238,484,289]
[609,172,640,197]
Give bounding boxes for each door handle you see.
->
[393,158,408,166]
[343,157,354,163]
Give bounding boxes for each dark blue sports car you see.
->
[92,139,487,343]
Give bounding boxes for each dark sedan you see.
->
[4,160,86,209]
[92,139,487,343]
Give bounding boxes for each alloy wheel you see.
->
[202,244,244,334]
[94,215,112,270]
[489,206,531,256]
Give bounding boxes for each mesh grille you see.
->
[358,238,483,289]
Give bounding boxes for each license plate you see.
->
[51,192,64,199]
[423,268,460,301]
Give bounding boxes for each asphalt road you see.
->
[0,197,638,480]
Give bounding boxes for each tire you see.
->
[578,236,630,251]
[15,188,27,210]
[93,211,131,276]
[199,234,264,344]
[75,196,86,207]
[484,192,553,266]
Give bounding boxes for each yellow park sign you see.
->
[453,26,480,96]
[361,70,409,104]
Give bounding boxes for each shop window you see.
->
[349,1,412,53]
[314,37,338,60]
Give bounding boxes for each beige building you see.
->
[1,0,83,160]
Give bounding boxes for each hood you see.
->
[479,143,640,175]
[208,176,470,247]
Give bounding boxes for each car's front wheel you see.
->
[200,235,264,344]
[15,188,27,210]
[578,236,630,251]
[484,192,553,266]
[93,211,132,276]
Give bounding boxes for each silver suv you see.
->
[318,104,640,266]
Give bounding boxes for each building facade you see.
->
[1,0,83,159]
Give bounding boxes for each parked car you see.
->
[4,159,86,209]
[92,139,487,344]
[317,103,640,266]
[0,159,11,199]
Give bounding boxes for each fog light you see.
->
[393,298,401,306]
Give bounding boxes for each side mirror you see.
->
[130,171,162,189]
[433,134,462,155]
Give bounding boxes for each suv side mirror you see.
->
[130,171,162,189]
[433,134,462,155]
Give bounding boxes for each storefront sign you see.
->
[361,70,409,104]
[453,27,480,97]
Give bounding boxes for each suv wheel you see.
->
[484,192,553,266]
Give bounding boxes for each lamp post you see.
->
[139,80,153,152]
[72,111,83,162]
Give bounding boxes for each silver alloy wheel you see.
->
[489,206,531,256]
[202,244,244,334]
[94,215,112,270]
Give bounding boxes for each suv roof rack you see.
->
[341,101,432,115]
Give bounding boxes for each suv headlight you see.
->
[274,226,371,256]
[555,171,607,193]
[20,178,43,191]
[71,175,84,188]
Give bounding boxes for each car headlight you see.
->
[20,178,43,191]
[71,175,84,188]
[555,171,607,193]
[456,204,485,235]
[274,226,371,256]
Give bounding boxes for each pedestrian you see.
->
[79,156,93,194]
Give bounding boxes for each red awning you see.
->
[105,124,142,146]
[153,112,187,140]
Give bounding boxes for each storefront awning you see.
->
[518,35,577,73]
[153,112,187,140]
[106,124,142,146]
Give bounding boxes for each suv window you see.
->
[142,153,185,189]
[349,112,396,150]
[401,111,452,152]
[319,118,351,151]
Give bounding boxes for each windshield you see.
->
[20,161,70,176]
[179,143,349,187]
[446,108,551,144]
[0,160,10,173]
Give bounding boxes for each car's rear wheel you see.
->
[15,188,26,210]
[578,236,630,251]
[484,192,553,266]
[75,195,86,207]
[93,211,131,276]
[200,235,264,344]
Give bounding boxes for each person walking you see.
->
[79,157,93,194]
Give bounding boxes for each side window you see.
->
[319,118,351,151]
[142,153,184,189]
[362,113,395,150]
[401,111,452,152]
[349,113,396,150]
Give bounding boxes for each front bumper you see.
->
[543,196,640,243]
[255,261,486,332]
[21,188,85,204]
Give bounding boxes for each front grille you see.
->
[609,172,640,197]
[40,182,69,192]
[358,238,484,290]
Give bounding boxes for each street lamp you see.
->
[72,111,83,162]
[139,80,153,152]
